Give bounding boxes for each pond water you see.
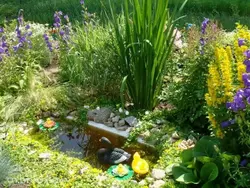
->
[51,123,156,168]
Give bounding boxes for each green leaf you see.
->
[200,162,219,182]
[19,80,24,89]
[172,166,200,184]
[194,136,220,158]
[197,156,213,163]
[181,148,193,163]
[202,181,219,188]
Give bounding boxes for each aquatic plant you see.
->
[110,0,187,110]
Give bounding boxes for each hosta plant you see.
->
[172,136,239,187]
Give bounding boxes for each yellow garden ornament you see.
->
[132,152,149,175]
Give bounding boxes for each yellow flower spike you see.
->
[226,46,233,61]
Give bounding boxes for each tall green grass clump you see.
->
[110,0,187,110]
[59,23,120,97]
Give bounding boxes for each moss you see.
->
[1,131,139,188]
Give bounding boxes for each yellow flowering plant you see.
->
[205,24,250,158]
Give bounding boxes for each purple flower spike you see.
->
[226,102,231,109]
[201,18,210,34]
[238,39,245,47]
[0,27,3,33]
[64,15,69,22]
[221,119,235,128]
[244,59,250,66]
[80,0,84,5]
[59,30,65,36]
[247,65,250,73]
[240,159,248,167]
[244,88,250,98]
[25,24,30,30]
[243,73,250,88]
[244,50,250,59]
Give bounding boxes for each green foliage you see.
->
[172,136,240,187]
[0,147,17,183]
[59,22,120,97]
[0,22,51,95]
[0,86,68,123]
[110,0,187,110]
[160,22,223,130]
[0,0,82,25]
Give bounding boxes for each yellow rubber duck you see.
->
[132,152,149,175]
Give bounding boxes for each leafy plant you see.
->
[160,20,223,130]
[110,0,187,110]
[0,147,17,183]
[172,136,240,187]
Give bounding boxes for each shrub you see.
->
[160,20,223,129]
[110,0,187,110]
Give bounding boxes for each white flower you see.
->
[96,106,100,110]
[174,39,184,49]
[118,108,123,113]
[125,110,129,115]
[84,105,90,109]
[145,111,150,115]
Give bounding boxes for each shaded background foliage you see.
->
[1,0,250,30]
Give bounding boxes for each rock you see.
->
[139,180,147,186]
[23,129,30,135]
[10,184,29,188]
[116,126,129,131]
[130,180,137,184]
[165,164,175,175]
[36,119,44,125]
[146,177,154,183]
[79,167,89,174]
[156,119,166,125]
[126,127,132,133]
[20,122,28,127]
[172,131,180,139]
[66,115,76,121]
[87,107,112,123]
[178,139,195,150]
[140,130,150,138]
[188,135,197,143]
[118,119,125,126]
[170,138,178,144]
[150,180,165,188]
[151,128,160,133]
[112,116,120,123]
[42,111,51,117]
[114,123,118,127]
[51,112,60,118]
[104,122,114,127]
[110,113,115,118]
[39,153,52,159]
[124,116,138,127]
[161,134,169,141]
[97,175,107,182]
[151,169,166,180]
